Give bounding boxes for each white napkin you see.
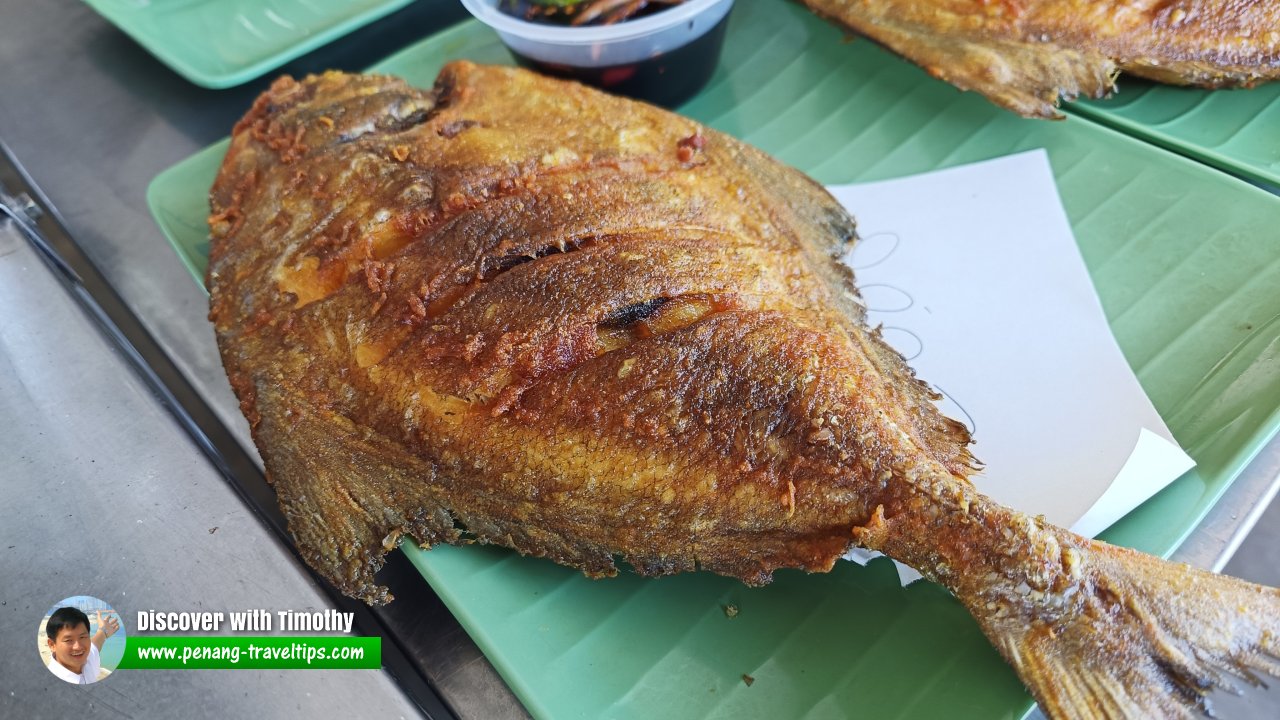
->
[825,150,1195,584]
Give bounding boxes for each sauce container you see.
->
[459,0,735,108]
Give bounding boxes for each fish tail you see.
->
[964,531,1280,719]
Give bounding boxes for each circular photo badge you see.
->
[39,596,125,685]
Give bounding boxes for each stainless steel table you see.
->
[0,1,524,718]
[1,1,1277,718]
[0,192,427,719]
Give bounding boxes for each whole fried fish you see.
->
[208,62,1280,718]
[802,0,1280,117]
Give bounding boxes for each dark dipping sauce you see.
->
[507,12,731,109]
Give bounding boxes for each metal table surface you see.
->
[0,197,427,720]
[0,1,525,718]
[1,0,1278,718]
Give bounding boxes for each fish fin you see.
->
[860,327,978,478]
[253,383,463,605]
[252,379,626,602]
[803,0,1118,118]
[973,538,1280,719]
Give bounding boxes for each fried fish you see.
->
[208,62,1280,718]
[802,0,1280,117]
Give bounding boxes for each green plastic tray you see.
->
[82,0,414,88]
[1071,79,1280,189]
[147,2,1280,717]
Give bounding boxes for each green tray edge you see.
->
[1066,100,1280,190]
[82,0,416,89]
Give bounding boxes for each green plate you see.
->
[147,1,1280,717]
[1071,80,1280,189]
[83,0,415,88]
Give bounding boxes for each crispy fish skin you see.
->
[802,0,1280,117]
[209,63,1280,718]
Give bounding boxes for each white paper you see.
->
[826,150,1195,585]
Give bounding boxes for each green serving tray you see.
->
[1072,79,1280,189]
[83,0,415,88]
[148,1,1280,717]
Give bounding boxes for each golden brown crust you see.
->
[802,0,1280,117]
[208,63,974,600]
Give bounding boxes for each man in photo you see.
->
[45,607,120,684]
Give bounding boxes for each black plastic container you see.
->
[461,0,735,108]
